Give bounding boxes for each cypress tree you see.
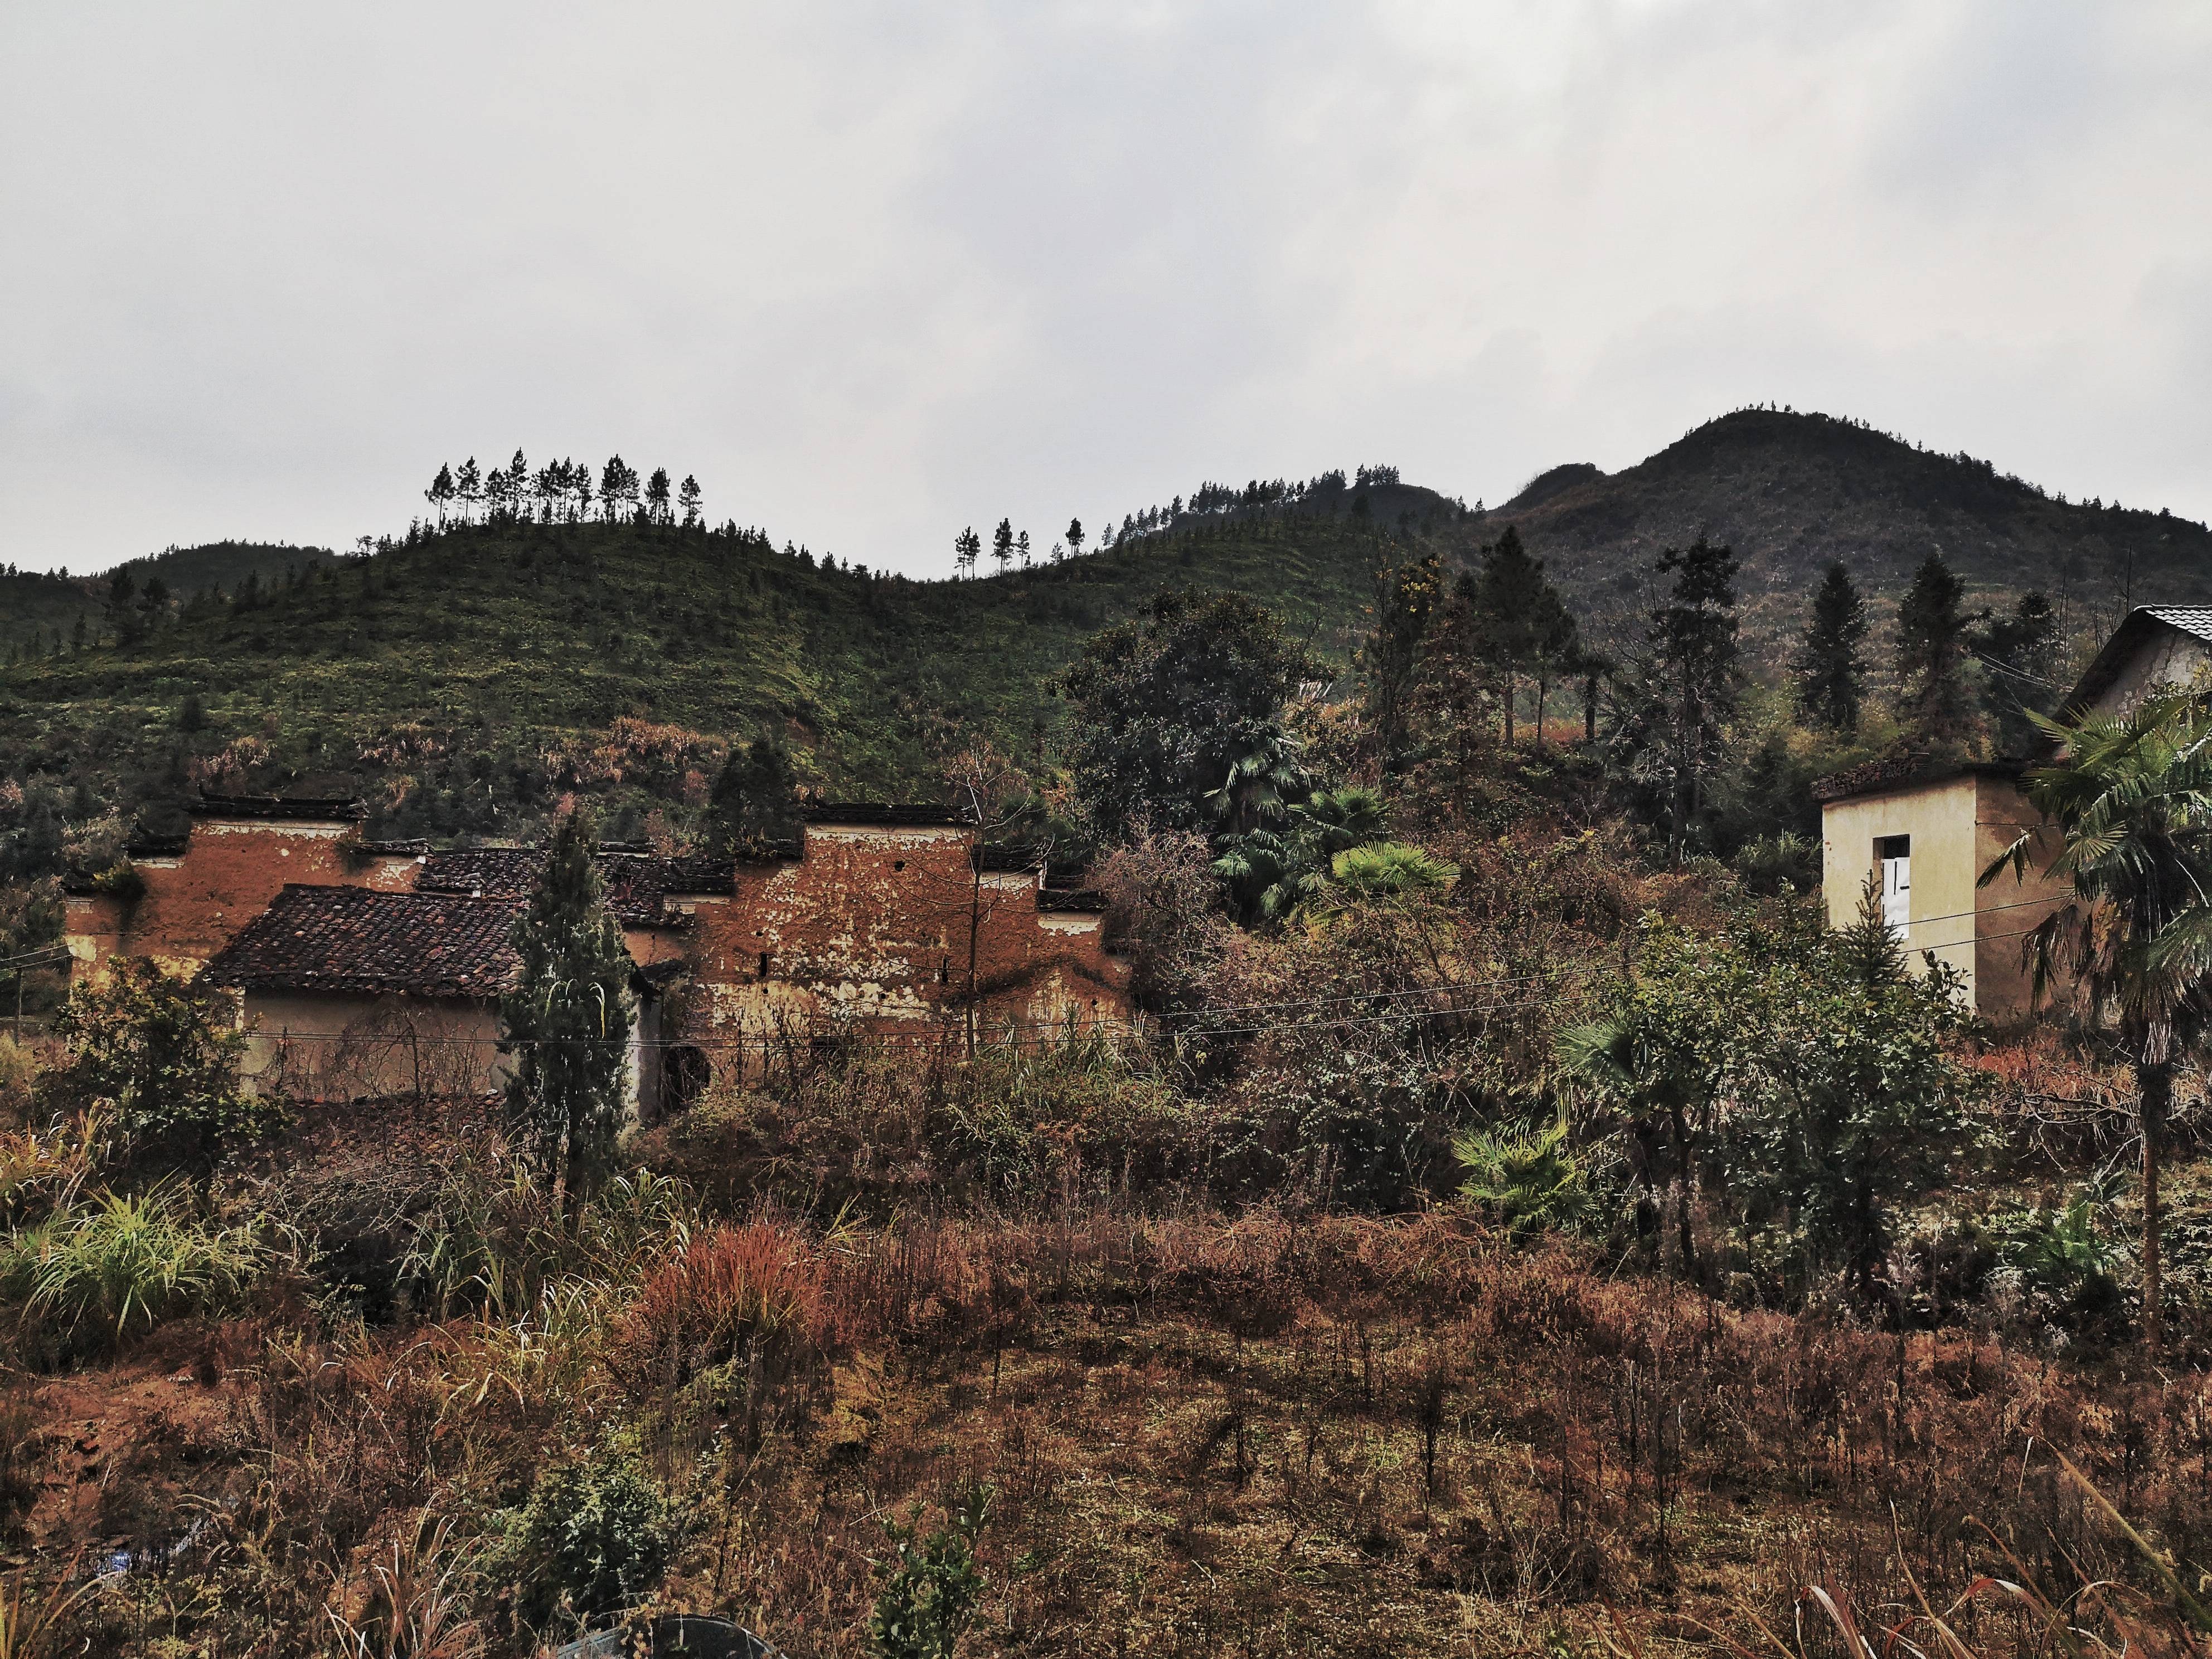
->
[1469,527,1561,743]
[1794,562,1869,734]
[1895,553,1975,743]
[1648,536,1743,860]
[501,809,633,1210]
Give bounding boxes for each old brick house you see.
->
[64,794,1129,1109]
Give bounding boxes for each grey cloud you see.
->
[1,1,2206,579]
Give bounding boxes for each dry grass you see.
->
[13,1196,2206,1656]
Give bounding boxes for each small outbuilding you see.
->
[1816,607,2212,1019]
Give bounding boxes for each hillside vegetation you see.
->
[1490,409,2212,659]
[0,510,1420,841]
[2,541,334,662]
[3,408,2205,847]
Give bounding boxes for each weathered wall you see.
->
[676,823,1129,1061]
[1822,777,1980,995]
[1972,775,2075,1021]
[2089,629,2211,718]
[64,820,420,980]
[237,992,507,1100]
[1821,774,2074,1018]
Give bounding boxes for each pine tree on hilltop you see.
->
[992,518,1015,574]
[644,467,672,525]
[425,463,455,527]
[599,456,641,523]
[1065,517,1085,559]
[1895,552,1976,745]
[1795,561,1869,734]
[500,808,634,1211]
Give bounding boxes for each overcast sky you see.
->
[3,2,2208,580]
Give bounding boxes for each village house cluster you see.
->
[62,799,1129,1118]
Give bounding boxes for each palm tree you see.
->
[1204,730,1312,836]
[1557,1011,1711,1282]
[1982,689,2212,1351]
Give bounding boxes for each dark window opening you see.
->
[758,951,772,978]
[662,1045,711,1114]
[938,957,950,983]
[1875,834,1910,860]
[893,858,906,872]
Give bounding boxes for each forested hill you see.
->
[1485,409,2212,654]
[5,407,2206,845]
[2,541,334,659]
[0,507,1423,842]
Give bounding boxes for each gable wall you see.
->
[65,821,419,980]
[2088,628,2211,719]
[672,823,1128,1054]
[1821,776,1980,998]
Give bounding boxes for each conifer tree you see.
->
[1895,552,1975,744]
[425,463,455,527]
[1017,529,1031,569]
[709,738,799,855]
[455,456,483,523]
[1975,591,2061,755]
[991,518,1015,574]
[1646,537,1743,859]
[954,527,979,578]
[678,475,702,527]
[599,455,640,522]
[1469,528,1576,744]
[1794,561,1869,734]
[644,467,672,524]
[1065,518,1085,559]
[501,808,633,1210]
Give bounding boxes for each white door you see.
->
[1878,836,1910,939]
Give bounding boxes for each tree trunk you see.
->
[1670,1102,1698,1284]
[1502,670,1515,746]
[2138,1056,2170,1353]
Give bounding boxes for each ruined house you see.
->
[64,794,1129,1110]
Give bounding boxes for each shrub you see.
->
[1454,1113,1591,1237]
[1995,1180,2127,1327]
[499,1444,676,1632]
[869,1487,990,1659]
[1,1185,266,1354]
[45,956,278,1174]
[608,1220,838,1396]
[0,1034,38,1129]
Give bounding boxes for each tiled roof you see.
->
[2060,607,2212,719]
[803,802,967,826]
[2143,606,2212,644]
[414,847,710,924]
[356,838,429,857]
[201,885,525,999]
[192,793,368,822]
[1811,754,2022,803]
